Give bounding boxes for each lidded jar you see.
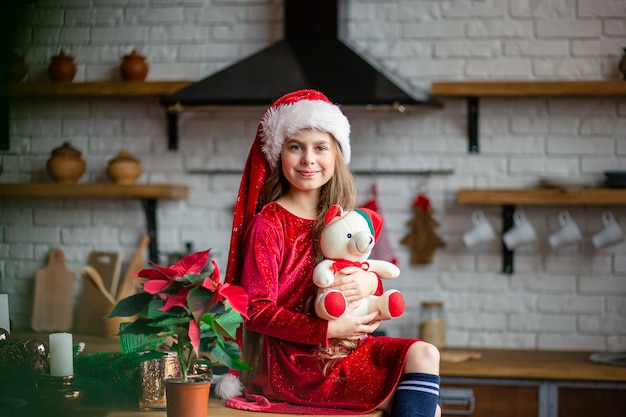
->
[46,142,86,183]
[418,301,446,349]
[107,149,142,185]
[48,50,77,83]
[121,50,149,81]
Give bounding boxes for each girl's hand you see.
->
[330,267,378,302]
[326,305,380,340]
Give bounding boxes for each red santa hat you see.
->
[225,89,351,286]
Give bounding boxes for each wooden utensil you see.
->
[87,251,122,297]
[74,251,121,336]
[81,266,116,305]
[31,248,75,332]
[116,234,150,301]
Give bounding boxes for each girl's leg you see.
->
[380,341,441,417]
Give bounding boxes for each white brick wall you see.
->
[1,0,625,352]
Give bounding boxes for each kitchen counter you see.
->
[12,331,626,382]
[440,348,626,382]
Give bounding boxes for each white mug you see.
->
[462,210,496,247]
[592,211,624,249]
[502,210,537,250]
[548,210,582,249]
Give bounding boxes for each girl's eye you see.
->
[316,145,328,152]
[289,144,302,151]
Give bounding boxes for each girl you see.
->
[225,90,441,417]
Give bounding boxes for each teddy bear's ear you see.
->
[324,205,343,224]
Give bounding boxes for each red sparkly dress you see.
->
[226,202,418,414]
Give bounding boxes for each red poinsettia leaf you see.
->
[143,279,173,294]
[134,267,167,280]
[170,250,209,277]
[218,284,249,319]
[189,319,201,353]
[211,260,220,281]
[158,288,191,311]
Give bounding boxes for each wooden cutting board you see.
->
[31,248,75,332]
[74,251,122,336]
[116,234,149,301]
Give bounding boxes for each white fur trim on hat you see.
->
[260,98,351,171]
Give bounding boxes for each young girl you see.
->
[225,90,441,417]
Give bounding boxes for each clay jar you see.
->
[47,142,86,183]
[121,50,149,81]
[48,50,77,83]
[107,150,142,185]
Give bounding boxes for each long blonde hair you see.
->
[241,135,357,384]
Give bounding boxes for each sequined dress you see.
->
[230,202,417,414]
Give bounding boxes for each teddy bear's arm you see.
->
[312,259,336,288]
[366,260,400,279]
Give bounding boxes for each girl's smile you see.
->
[281,129,336,192]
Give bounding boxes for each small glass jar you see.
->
[418,301,446,349]
[139,352,182,410]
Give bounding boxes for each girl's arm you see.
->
[241,216,330,346]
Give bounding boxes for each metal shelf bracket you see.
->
[142,198,159,263]
[502,204,515,274]
[468,97,479,153]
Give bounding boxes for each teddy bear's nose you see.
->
[354,235,374,253]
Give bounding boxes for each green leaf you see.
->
[210,342,251,371]
[213,309,244,339]
[108,292,153,317]
[187,287,218,321]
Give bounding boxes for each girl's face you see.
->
[280,129,336,193]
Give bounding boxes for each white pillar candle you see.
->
[49,332,74,377]
[0,294,10,334]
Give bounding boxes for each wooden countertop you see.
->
[440,349,626,382]
[104,398,383,417]
[12,331,626,383]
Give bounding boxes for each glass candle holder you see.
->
[139,352,181,410]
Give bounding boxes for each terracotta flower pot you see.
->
[46,142,86,183]
[164,376,211,417]
[121,50,149,81]
[48,50,77,83]
[107,150,142,185]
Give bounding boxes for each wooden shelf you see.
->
[431,80,626,97]
[457,188,626,206]
[457,187,626,274]
[430,80,626,154]
[3,81,193,97]
[0,183,189,199]
[0,183,189,262]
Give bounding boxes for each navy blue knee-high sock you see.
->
[391,372,440,417]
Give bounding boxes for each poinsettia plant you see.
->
[108,249,250,381]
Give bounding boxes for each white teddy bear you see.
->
[313,205,405,321]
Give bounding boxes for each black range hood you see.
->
[161,0,437,149]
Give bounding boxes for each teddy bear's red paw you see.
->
[324,291,347,318]
[388,291,406,317]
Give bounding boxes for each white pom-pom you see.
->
[214,373,244,399]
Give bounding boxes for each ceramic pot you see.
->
[107,150,142,185]
[121,50,149,81]
[164,376,211,417]
[48,50,77,83]
[46,142,86,183]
